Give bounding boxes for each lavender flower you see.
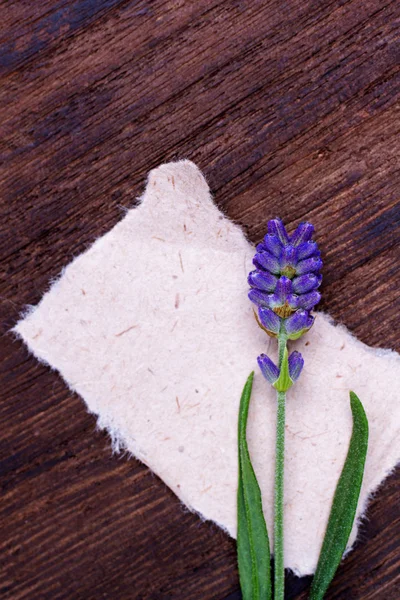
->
[248,218,322,342]
[287,350,304,382]
[257,354,280,384]
[285,309,315,340]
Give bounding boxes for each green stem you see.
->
[274,332,287,600]
[277,333,286,367]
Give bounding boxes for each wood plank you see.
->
[1,1,399,598]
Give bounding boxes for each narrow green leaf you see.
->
[309,391,369,600]
[237,372,272,600]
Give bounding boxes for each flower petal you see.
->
[298,290,321,311]
[248,270,278,292]
[258,307,281,334]
[288,351,304,382]
[292,273,321,294]
[285,309,314,339]
[257,353,280,384]
[248,288,270,307]
[290,222,314,246]
[253,251,281,274]
[274,276,293,303]
[263,234,283,258]
[280,246,298,278]
[267,218,290,245]
[296,257,323,275]
[296,241,320,261]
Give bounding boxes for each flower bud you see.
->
[257,354,280,384]
[288,351,304,382]
[258,307,281,336]
[284,309,314,340]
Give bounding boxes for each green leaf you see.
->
[237,372,272,600]
[309,391,369,600]
[273,346,293,392]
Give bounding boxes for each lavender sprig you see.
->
[249,218,322,600]
[237,217,368,600]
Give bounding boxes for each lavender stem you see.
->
[274,330,287,600]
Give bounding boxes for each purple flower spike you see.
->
[248,270,277,292]
[284,309,314,340]
[253,251,281,274]
[249,218,321,341]
[263,234,283,258]
[290,222,314,246]
[258,353,280,384]
[258,307,281,336]
[267,218,290,245]
[288,351,304,382]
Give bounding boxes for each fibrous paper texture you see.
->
[15,160,400,575]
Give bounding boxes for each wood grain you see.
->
[1,1,399,598]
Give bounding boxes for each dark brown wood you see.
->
[1,1,399,598]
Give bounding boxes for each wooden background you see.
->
[1,1,399,598]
